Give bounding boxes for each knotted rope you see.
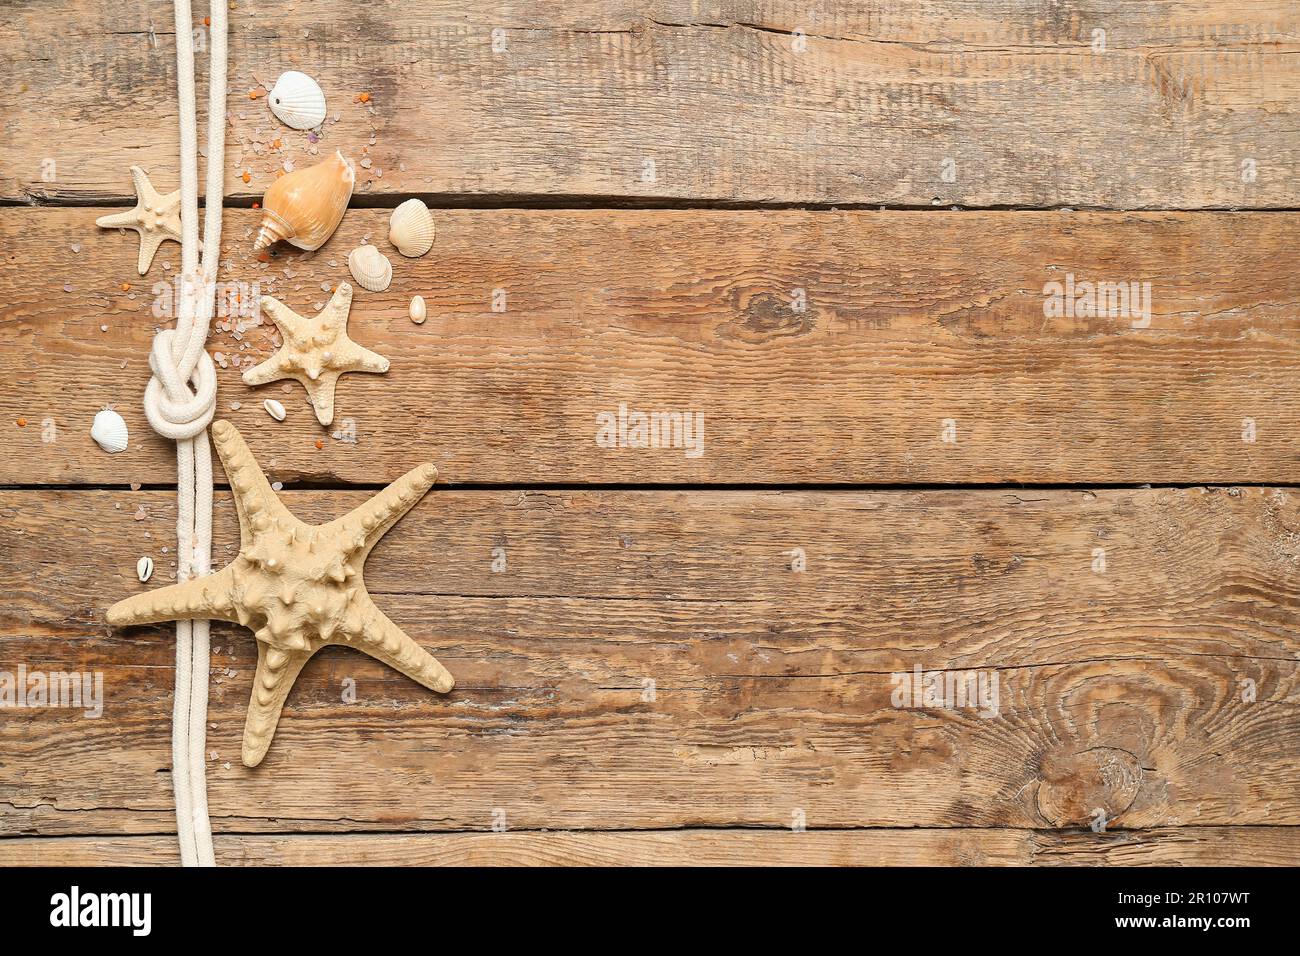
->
[144,0,227,867]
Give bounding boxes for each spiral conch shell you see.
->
[267,71,327,130]
[388,198,435,258]
[347,243,393,292]
[252,150,354,252]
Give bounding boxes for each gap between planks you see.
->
[8,823,1299,839]
[12,195,1300,213]
[5,481,1300,493]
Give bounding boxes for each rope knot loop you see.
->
[144,321,217,441]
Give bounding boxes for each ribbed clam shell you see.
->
[347,244,393,292]
[91,408,129,454]
[268,71,327,130]
[388,199,436,258]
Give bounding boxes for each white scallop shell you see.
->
[409,295,426,324]
[263,398,287,421]
[137,556,154,582]
[91,408,129,454]
[268,71,327,130]
[347,243,393,292]
[388,199,436,258]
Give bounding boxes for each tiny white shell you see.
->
[409,295,426,324]
[348,243,393,292]
[263,398,287,421]
[137,556,154,582]
[268,71,327,130]
[388,198,436,257]
[91,408,129,454]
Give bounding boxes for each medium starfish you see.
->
[243,282,389,426]
[95,166,193,275]
[106,420,454,767]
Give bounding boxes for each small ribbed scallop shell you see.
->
[91,408,129,454]
[388,199,436,258]
[268,71,327,130]
[348,244,393,292]
[409,295,427,324]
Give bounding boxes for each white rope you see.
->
[146,0,227,867]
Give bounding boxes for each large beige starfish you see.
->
[107,420,454,766]
[243,282,389,426]
[95,166,192,275]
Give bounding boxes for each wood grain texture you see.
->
[5,827,1297,866]
[2,487,1296,838]
[4,208,1299,485]
[5,0,1298,870]
[2,1,1298,206]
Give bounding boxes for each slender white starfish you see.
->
[95,166,194,275]
[243,282,390,426]
[107,420,454,766]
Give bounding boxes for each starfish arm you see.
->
[337,338,391,375]
[324,282,354,324]
[106,565,239,627]
[128,165,161,205]
[158,189,183,214]
[210,420,295,541]
[305,370,339,426]
[136,229,167,275]
[341,594,454,694]
[240,349,293,387]
[242,643,315,767]
[96,209,141,230]
[335,461,439,551]
[259,295,307,338]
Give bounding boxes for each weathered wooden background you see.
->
[1,0,1297,866]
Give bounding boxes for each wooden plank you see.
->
[5,826,1297,866]
[2,487,1296,836]
[4,208,1299,486]
[3,1,1298,206]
